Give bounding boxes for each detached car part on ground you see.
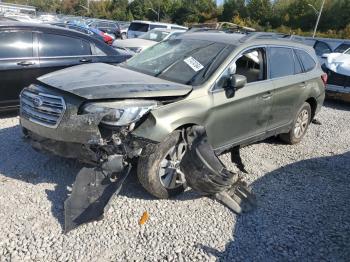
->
[20,32,325,231]
[322,52,350,102]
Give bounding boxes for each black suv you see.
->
[0,22,131,112]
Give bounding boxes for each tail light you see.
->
[321,73,328,86]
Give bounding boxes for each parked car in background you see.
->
[20,32,325,199]
[0,22,131,112]
[0,16,17,21]
[322,52,350,102]
[127,20,187,38]
[119,21,130,39]
[113,28,186,54]
[53,22,113,45]
[88,19,122,39]
[312,39,350,64]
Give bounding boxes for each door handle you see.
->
[17,61,35,66]
[261,92,272,100]
[79,58,92,63]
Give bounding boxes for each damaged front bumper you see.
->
[20,86,157,232]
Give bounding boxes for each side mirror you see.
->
[224,74,247,98]
[230,74,247,90]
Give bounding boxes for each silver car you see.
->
[113,28,186,54]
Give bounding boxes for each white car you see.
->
[127,20,187,39]
[323,51,350,101]
[113,28,186,54]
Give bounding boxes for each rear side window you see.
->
[149,24,167,30]
[293,50,303,74]
[268,47,294,78]
[295,50,316,72]
[171,26,185,30]
[129,22,149,32]
[39,34,91,57]
[0,31,33,58]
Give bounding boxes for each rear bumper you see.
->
[326,84,350,102]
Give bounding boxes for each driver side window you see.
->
[215,47,266,89]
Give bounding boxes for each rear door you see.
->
[37,33,93,76]
[268,47,307,130]
[0,30,39,109]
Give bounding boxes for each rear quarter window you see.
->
[129,22,149,32]
[295,49,316,72]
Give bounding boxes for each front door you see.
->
[0,30,39,110]
[206,47,274,151]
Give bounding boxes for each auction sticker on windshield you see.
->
[184,57,204,72]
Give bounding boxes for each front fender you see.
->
[132,96,209,142]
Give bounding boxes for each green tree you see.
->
[247,0,272,26]
[219,0,246,22]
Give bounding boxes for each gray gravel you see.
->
[0,100,349,262]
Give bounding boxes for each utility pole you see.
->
[311,0,326,38]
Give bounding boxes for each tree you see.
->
[219,0,246,22]
[247,0,272,26]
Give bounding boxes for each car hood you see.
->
[325,53,350,76]
[37,63,192,100]
[113,38,156,49]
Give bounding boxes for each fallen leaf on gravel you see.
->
[139,211,149,225]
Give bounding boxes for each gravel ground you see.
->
[0,100,349,262]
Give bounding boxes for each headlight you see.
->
[82,100,158,126]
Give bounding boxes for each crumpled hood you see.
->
[325,53,350,76]
[37,63,192,100]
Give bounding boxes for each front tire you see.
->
[137,131,187,199]
[280,102,311,144]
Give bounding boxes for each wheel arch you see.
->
[305,97,317,120]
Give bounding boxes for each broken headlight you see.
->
[82,100,158,126]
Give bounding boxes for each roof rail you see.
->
[239,32,305,43]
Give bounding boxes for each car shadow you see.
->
[324,99,350,111]
[197,152,350,261]
[0,124,199,230]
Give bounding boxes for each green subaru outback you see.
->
[20,32,326,199]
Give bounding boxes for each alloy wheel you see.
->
[294,109,309,139]
[158,141,187,189]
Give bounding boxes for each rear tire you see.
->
[137,131,186,199]
[280,102,311,144]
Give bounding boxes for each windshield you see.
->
[334,43,350,53]
[140,30,170,42]
[123,39,234,86]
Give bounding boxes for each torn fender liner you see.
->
[64,165,131,233]
[181,127,256,213]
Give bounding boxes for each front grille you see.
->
[20,88,66,128]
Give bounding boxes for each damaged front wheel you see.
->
[137,130,187,199]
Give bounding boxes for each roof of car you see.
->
[131,20,187,28]
[0,21,65,30]
[180,32,314,50]
[180,32,245,44]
